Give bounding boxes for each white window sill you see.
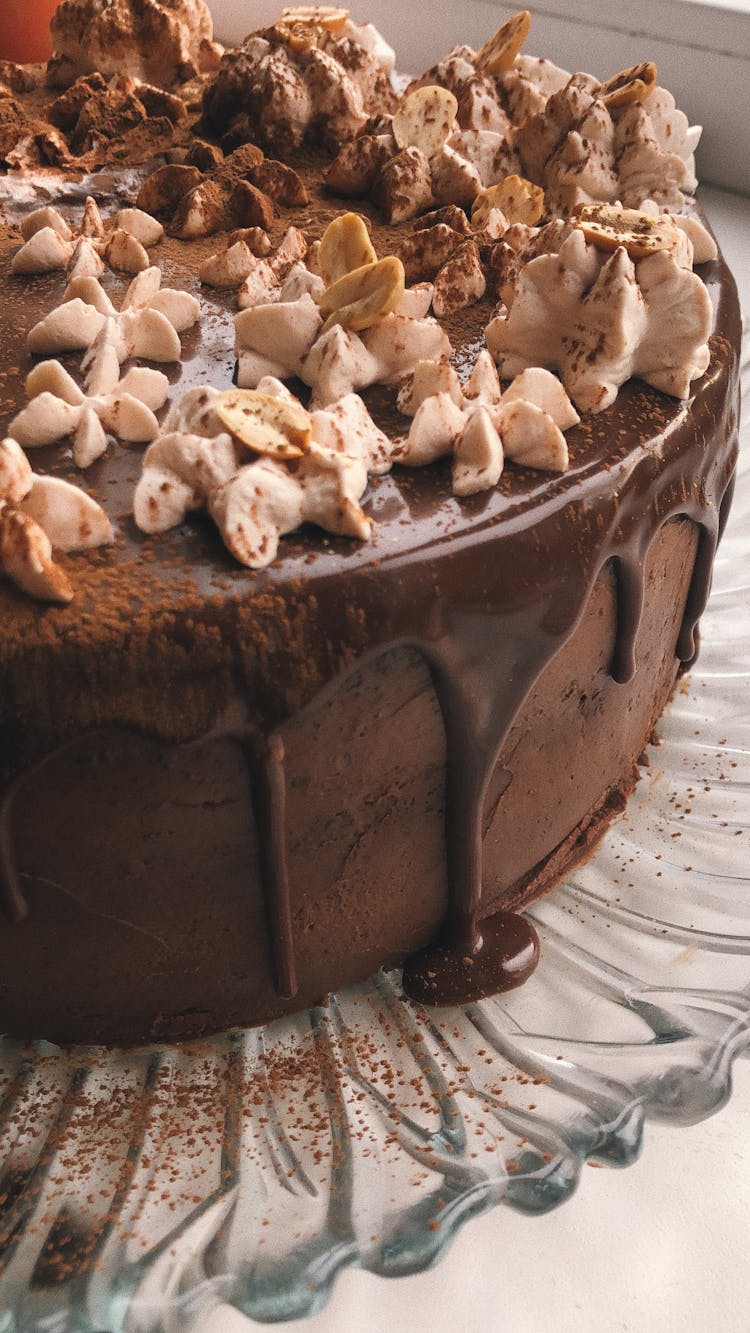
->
[208,1,750,193]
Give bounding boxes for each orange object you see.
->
[0,0,60,64]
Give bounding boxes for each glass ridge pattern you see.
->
[0,335,748,1332]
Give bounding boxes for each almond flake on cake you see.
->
[234,213,452,405]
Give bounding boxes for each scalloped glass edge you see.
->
[1,357,749,1332]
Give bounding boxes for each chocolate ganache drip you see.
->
[246,732,298,999]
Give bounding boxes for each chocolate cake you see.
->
[0,9,741,1045]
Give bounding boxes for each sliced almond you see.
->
[471,186,507,231]
[215,389,312,460]
[574,203,683,259]
[473,175,544,228]
[319,212,377,286]
[317,256,405,334]
[392,85,458,159]
[272,18,326,48]
[600,61,657,109]
[475,10,531,75]
[281,5,349,32]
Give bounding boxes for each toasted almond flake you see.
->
[318,256,405,334]
[600,61,657,108]
[215,389,312,459]
[272,17,326,48]
[471,185,510,231]
[574,203,683,259]
[392,85,458,158]
[475,10,531,74]
[281,5,349,32]
[474,175,544,228]
[319,213,377,286]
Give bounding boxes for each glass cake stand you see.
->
[1,379,749,1332]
